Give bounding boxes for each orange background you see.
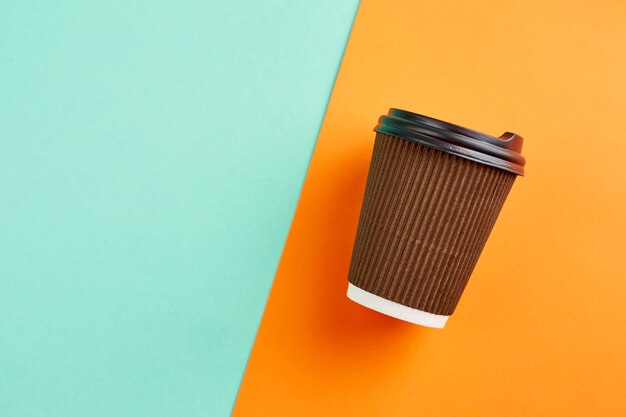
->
[233,0,626,415]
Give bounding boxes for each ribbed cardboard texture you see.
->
[348,133,516,316]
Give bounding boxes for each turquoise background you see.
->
[0,1,357,415]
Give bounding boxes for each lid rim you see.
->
[374,109,525,176]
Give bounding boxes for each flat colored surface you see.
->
[233,0,626,415]
[0,1,357,416]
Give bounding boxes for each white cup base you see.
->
[347,283,449,328]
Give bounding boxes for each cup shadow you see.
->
[303,140,430,359]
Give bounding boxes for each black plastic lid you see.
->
[374,108,525,176]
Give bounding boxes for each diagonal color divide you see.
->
[233,0,626,415]
[0,1,358,416]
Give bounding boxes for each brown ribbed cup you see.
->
[348,112,523,320]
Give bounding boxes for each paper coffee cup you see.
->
[347,109,525,328]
